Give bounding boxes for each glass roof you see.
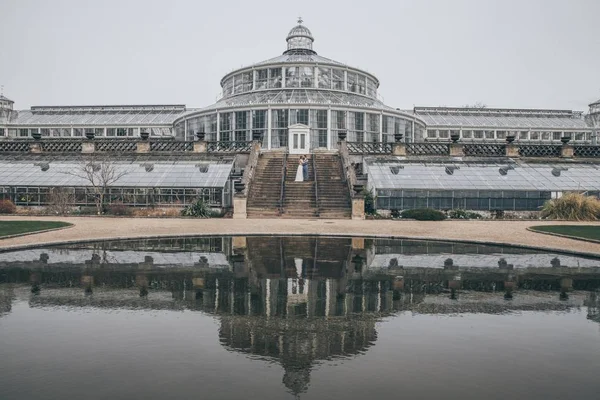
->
[0,160,232,188]
[366,160,600,191]
[192,89,397,113]
[9,106,187,126]
[416,110,590,130]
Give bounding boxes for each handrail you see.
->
[241,141,260,197]
[279,152,288,215]
[339,140,357,198]
[312,154,320,217]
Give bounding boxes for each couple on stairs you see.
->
[294,155,309,182]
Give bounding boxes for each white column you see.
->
[411,120,415,143]
[252,69,256,91]
[184,119,188,141]
[103,127,107,137]
[281,67,285,88]
[70,127,74,137]
[379,112,383,143]
[343,70,348,91]
[248,110,253,142]
[216,111,220,141]
[314,66,318,88]
[326,108,332,150]
[267,106,272,150]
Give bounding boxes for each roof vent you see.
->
[551,167,567,177]
[35,162,50,172]
[499,165,515,176]
[141,163,154,172]
[197,164,209,173]
[445,166,459,175]
[390,166,403,175]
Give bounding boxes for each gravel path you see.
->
[1,216,600,256]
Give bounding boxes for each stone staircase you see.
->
[247,152,285,218]
[282,155,318,218]
[247,151,352,219]
[313,153,352,219]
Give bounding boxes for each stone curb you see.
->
[1,231,599,259]
[0,223,74,241]
[527,227,600,245]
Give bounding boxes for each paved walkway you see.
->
[1,216,600,256]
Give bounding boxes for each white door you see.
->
[289,124,310,154]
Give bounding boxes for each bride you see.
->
[294,156,304,182]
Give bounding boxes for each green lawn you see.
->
[530,225,600,242]
[0,221,72,238]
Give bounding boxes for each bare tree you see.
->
[66,156,128,215]
[462,102,487,109]
[47,187,75,215]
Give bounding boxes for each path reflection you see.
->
[1,236,600,395]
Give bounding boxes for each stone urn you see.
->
[394,132,404,143]
[352,184,364,195]
[338,131,347,141]
[85,131,95,140]
[140,130,150,141]
[506,135,515,144]
[560,136,571,145]
[450,133,460,143]
[234,181,245,194]
[196,131,206,141]
[31,131,42,140]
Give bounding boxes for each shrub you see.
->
[400,208,446,221]
[181,198,211,218]
[448,209,483,219]
[0,199,16,214]
[363,189,376,216]
[108,202,131,216]
[541,193,600,221]
[46,187,74,215]
[391,209,401,219]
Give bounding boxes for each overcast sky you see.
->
[1,0,599,111]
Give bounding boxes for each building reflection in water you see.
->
[1,236,600,395]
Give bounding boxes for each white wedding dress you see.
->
[295,164,304,181]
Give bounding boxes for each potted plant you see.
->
[140,130,150,140]
[196,131,206,141]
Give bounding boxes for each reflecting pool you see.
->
[1,236,600,399]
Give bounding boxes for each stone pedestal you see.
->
[232,236,247,252]
[29,142,41,153]
[81,141,95,153]
[351,237,364,249]
[392,143,406,156]
[136,141,150,153]
[449,143,464,157]
[194,141,207,153]
[233,196,247,219]
[506,144,519,157]
[560,144,574,158]
[352,198,365,220]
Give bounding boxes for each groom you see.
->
[302,155,309,181]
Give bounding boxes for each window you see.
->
[530,131,540,140]
[290,109,309,126]
[0,128,5,136]
[439,130,449,139]
[41,128,50,137]
[271,109,288,148]
[427,130,437,138]
[235,111,249,141]
[462,130,472,139]
[347,73,357,93]
[73,128,83,137]
[252,110,266,143]
[268,68,282,88]
[367,114,379,142]
[310,109,328,148]
[220,112,232,142]
[318,67,330,89]
[256,69,268,90]
[484,130,494,139]
[541,131,551,141]
[330,110,346,147]
[519,131,529,140]
[300,67,314,88]
[367,78,377,97]
[496,131,506,139]
[223,79,233,96]
[357,75,366,94]
[332,69,344,90]
[552,132,562,141]
[286,67,300,88]
[473,130,483,139]
[575,132,584,141]
[350,111,364,142]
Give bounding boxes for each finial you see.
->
[0,85,3,97]
[297,17,303,24]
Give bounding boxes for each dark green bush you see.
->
[181,198,211,218]
[448,209,483,219]
[363,189,376,216]
[400,208,446,221]
[108,202,131,216]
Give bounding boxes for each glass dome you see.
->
[285,18,315,54]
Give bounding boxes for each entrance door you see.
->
[289,124,310,154]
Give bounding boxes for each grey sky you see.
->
[1,0,598,111]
